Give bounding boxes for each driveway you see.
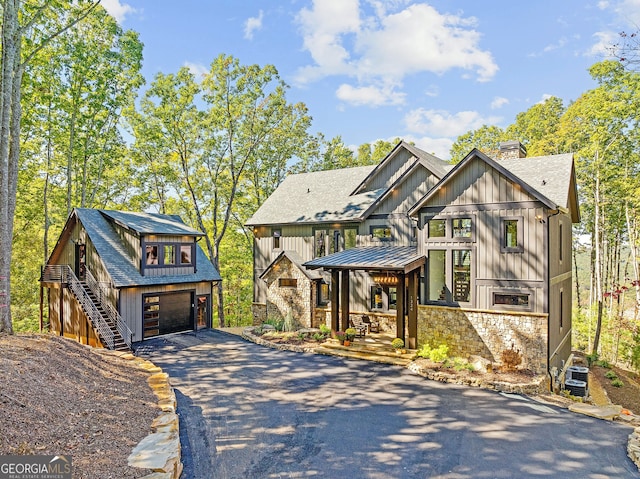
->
[136,329,639,479]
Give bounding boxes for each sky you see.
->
[102,0,640,160]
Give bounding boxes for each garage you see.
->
[143,291,194,338]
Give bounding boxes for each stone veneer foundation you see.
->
[417,305,548,374]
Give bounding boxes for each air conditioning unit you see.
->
[567,365,589,385]
[565,378,587,397]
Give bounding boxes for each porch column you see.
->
[396,272,405,341]
[331,269,340,331]
[407,270,418,349]
[340,269,350,331]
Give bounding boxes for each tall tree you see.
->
[130,55,313,326]
[449,125,505,164]
[0,0,100,334]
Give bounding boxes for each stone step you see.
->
[314,345,413,367]
[322,340,416,358]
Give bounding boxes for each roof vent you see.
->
[498,141,527,160]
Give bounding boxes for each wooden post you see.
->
[396,272,405,341]
[331,269,339,331]
[341,270,350,331]
[407,270,418,349]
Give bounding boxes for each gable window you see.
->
[371,226,392,241]
[501,217,524,253]
[273,229,282,250]
[452,250,471,302]
[163,245,175,265]
[279,278,297,287]
[428,219,446,238]
[452,218,472,238]
[427,250,447,301]
[146,245,159,265]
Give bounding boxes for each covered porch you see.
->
[304,246,424,349]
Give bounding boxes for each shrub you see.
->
[312,332,325,342]
[416,344,432,358]
[604,370,618,380]
[345,328,357,341]
[265,316,284,332]
[594,359,611,368]
[500,344,522,371]
[611,378,624,387]
[429,344,449,363]
[586,352,599,367]
[391,338,405,349]
[319,324,331,335]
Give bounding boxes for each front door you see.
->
[196,295,210,330]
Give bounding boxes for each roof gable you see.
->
[409,149,579,222]
[260,250,323,281]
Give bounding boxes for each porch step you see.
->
[315,342,414,367]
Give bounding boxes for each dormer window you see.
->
[145,241,194,268]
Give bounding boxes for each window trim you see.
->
[451,216,474,242]
[370,284,397,311]
[144,241,195,269]
[500,216,524,253]
[425,247,474,306]
[317,281,330,306]
[421,214,476,242]
[492,290,534,312]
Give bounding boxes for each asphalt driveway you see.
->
[136,329,639,479]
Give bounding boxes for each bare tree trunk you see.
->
[0,0,20,334]
[592,167,604,356]
[625,204,640,321]
[573,241,581,308]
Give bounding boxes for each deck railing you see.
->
[84,269,133,348]
[41,265,118,350]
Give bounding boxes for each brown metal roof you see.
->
[303,246,424,273]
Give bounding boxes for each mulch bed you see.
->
[0,333,159,478]
[590,363,640,414]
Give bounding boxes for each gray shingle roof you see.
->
[260,250,323,281]
[304,246,425,272]
[499,153,574,210]
[246,165,381,226]
[100,209,205,236]
[75,209,221,288]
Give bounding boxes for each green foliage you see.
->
[631,334,640,372]
[595,359,611,369]
[319,323,331,335]
[604,370,618,380]
[345,328,357,340]
[611,378,624,387]
[391,338,405,349]
[416,343,449,362]
[586,351,600,367]
[265,316,284,332]
[443,357,475,371]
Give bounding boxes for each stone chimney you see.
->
[497,141,527,160]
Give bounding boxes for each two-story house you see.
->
[40,209,221,350]
[247,141,579,377]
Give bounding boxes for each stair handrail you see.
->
[56,265,116,350]
[84,268,133,349]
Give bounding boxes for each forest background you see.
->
[2,1,640,372]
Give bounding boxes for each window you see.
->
[163,245,175,265]
[317,282,330,305]
[501,217,523,253]
[180,245,192,264]
[428,219,446,238]
[559,290,564,328]
[143,296,160,338]
[273,229,282,249]
[314,229,327,257]
[371,226,392,241]
[427,250,446,301]
[494,293,530,307]
[344,228,357,249]
[452,218,472,238]
[452,250,471,302]
[279,278,297,287]
[145,242,195,268]
[146,245,159,265]
[559,223,563,262]
[370,285,397,310]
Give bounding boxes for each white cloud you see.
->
[100,0,137,23]
[404,108,501,138]
[244,10,264,40]
[490,97,509,109]
[538,93,554,103]
[586,31,618,57]
[405,135,454,160]
[294,1,498,104]
[184,62,208,79]
[336,83,405,106]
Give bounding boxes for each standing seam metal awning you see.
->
[303,246,425,274]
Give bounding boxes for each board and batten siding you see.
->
[120,282,212,342]
[361,148,416,191]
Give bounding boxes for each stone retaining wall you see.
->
[417,305,548,374]
[98,350,183,479]
[630,427,640,471]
